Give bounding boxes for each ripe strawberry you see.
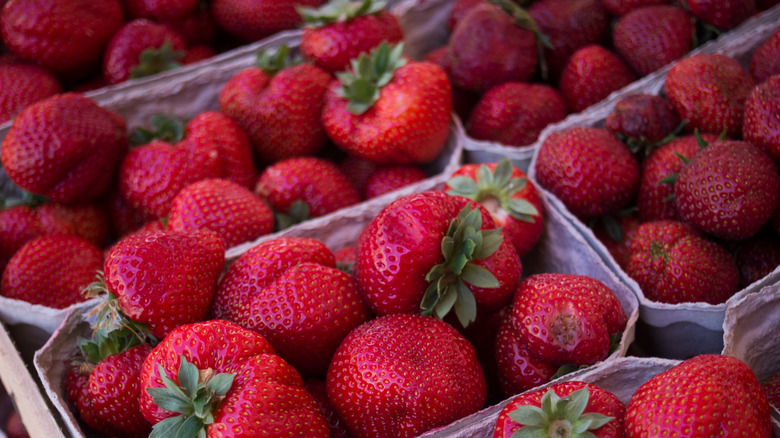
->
[338,154,377,194]
[599,0,671,16]
[675,140,779,240]
[686,0,755,30]
[124,0,198,21]
[1,93,128,204]
[743,75,780,164]
[322,42,452,164]
[0,0,124,80]
[219,50,332,163]
[612,5,694,77]
[592,211,641,270]
[446,0,482,32]
[733,230,780,288]
[210,0,325,43]
[0,62,62,124]
[103,19,187,85]
[750,28,780,82]
[0,206,42,276]
[363,164,427,199]
[466,82,567,147]
[357,190,521,327]
[534,126,640,220]
[625,354,771,436]
[444,159,544,257]
[327,314,487,438]
[179,45,216,65]
[558,44,636,113]
[334,245,359,275]
[66,362,116,436]
[494,312,559,396]
[1,235,103,308]
[761,372,780,408]
[139,319,329,436]
[424,45,483,122]
[665,53,756,138]
[304,380,354,438]
[163,6,218,47]
[605,94,681,150]
[298,0,404,73]
[492,381,625,438]
[168,178,274,248]
[626,220,739,304]
[102,229,225,339]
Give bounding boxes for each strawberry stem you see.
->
[335,42,407,114]
[507,387,614,438]
[297,0,386,27]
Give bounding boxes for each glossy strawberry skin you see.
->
[674,140,780,241]
[534,126,640,220]
[1,93,128,204]
[0,63,62,124]
[605,94,681,144]
[743,76,780,165]
[494,313,560,397]
[219,64,332,163]
[210,0,325,43]
[363,164,427,199]
[625,354,771,437]
[66,364,116,436]
[103,229,225,339]
[1,235,103,308]
[326,314,487,438]
[558,44,636,113]
[322,61,452,164]
[686,0,755,30]
[750,28,780,82]
[626,220,739,304]
[103,19,187,85]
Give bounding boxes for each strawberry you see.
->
[124,0,198,22]
[0,62,62,124]
[625,354,771,436]
[626,220,739,304]
[466,82,567,147]
[66,363,116,436]
[298,0,404,73]
[102,19,187,85]
[685,0,756,30]
[322,42,452,164]
[749,28,780,82]
[674,140,779,240]
[210,0,325,43]
[599,0,671,16]
[758,0,780,8]
[219,48,332,163]
[492,381,625,438]
[446,0,481,32]
[557,44,637,113]
[0,206,41,278]
[534,126,640,220]
[334,245,360,275]
[761,372,780,409]
[1,235,103,308]
[494,312,560,396]
[1,93,128,204]
[605,94,681,149]
[357,190,521,327]
[168,178,274,248]
[4,411,29,438]
[363,164,427,199]
[102,229,225,339]
[163,6,218,47]
[326,314,487,438]
[743,75,780,164]
[593,211,641,270]
[733,230,780,288]
[305,380,354,438]
[179,45,216,65]
[444,159,544,257]
[665,53,756,138]
[424,45,483,122]
[612,5,694,77]
[338,154,377,194]
[0,0,124,80]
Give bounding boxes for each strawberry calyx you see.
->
[446,158,540,223]
[507,387,614,438]
[657,129,725,193]
[588,207,637,243]
[297,0,386,27]
[1,189,48,210]
[129,114,185,146]
[130,39,185,80]
[336,41,407,115]
[421,205,503,328]
[147,354,236,438]
[274,200,311,231]
[255,44,302,76]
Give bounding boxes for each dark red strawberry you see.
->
[593,211,641,270]
[665,53,756,138]
[123,0,198,21]
[534,126,640,220]
[363,164,427,199]
[163,6,218,47]
[733,230,780,288]
[1,93,128,204]
[750,28,780,82]
[612,5,694,76]
[674,140,779,240]
[0,62,62,124]
[494,312,560,396]
[626,220,739,304]
[338,154,377,194]
[605,93,681,149]
[423,45,482,121]
[179,45,217,65]
[298,0,404,73]
[447,0,482,32]
[599,0,671,16]
[326,314,486,438]
[103,19,187,85]
[305,380,354,438]
[743,75,780,165]
[686,0,756,30]
[558,44,636,113]
[210,0,325,43]
[66,363,116,436]
[761,372,780,408]
[466,82,567,147]
[0,205,42,274]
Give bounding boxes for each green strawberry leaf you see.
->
[150,416,186,438]
[336,41,407,115]
[508,388,614,438]
[207,373,235,398]
[130,39,184,80]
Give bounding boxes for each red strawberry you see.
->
[686,0,755,30]
[446,0,481,32]
[0,206,42,275]
[1,93,128,204]
[750,28,780,82]
[424,45,482,121]
[168,178,274,248]
[298,0,404,73]
[124,0,198,21]
[363,164,427,199]
[322,42,452,164]
[139,319,329,436]
[593,212,641,270]
[599,0,671,16]
[558,44,637,113]
[305,380,354,438]
[66,363,116,436]
[674,140,779,240]
[625,354,771,436]
[103,19,187,85]
[326,314,487,438]
[0,62,62,124]
[1,235,103,308]
[466,82,567,147]
[338,154,377,194]
[626,220,739,304]
[219,52,332,163]
[333,245,360,275]
[612,5,694,77]
[665,53,756,138]
[534,126,640,220]
[493,381,625,438]
[444,159,544,257]
[163,6,218,47]
[743,75,780,165]
[761,372,780,409]
[357,190,521,327]
[179,45,216,65]
[494,312,559,396]
[102,229,225,339]
[733,230,780,288]
[0,0,124,80]
[605,94,681,149]
[210,0,325,43]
